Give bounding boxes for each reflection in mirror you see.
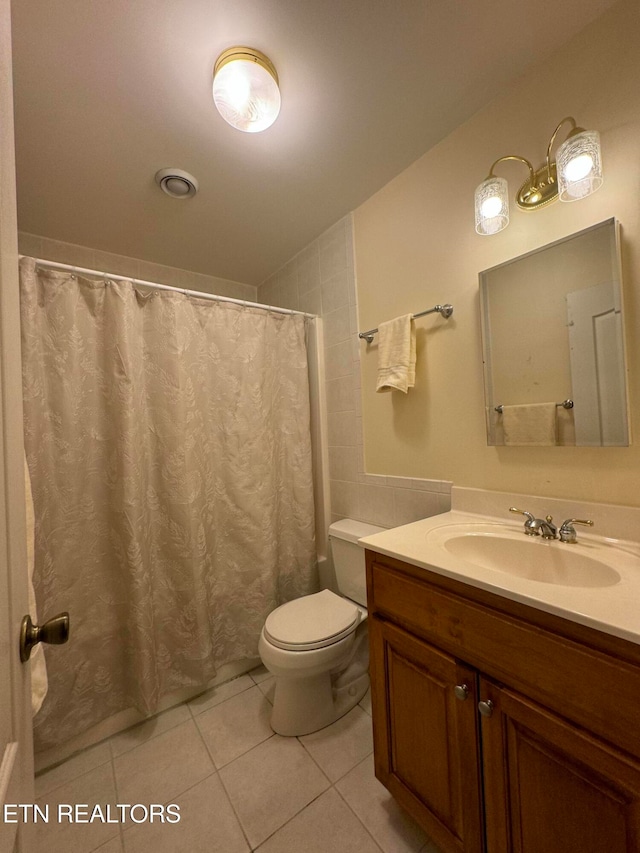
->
[480,219,629,447]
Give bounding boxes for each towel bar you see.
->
[495,399,574,413]
[358,304,453,344]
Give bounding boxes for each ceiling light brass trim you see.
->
[213,47,279,86]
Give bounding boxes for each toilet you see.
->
[258,518,385,736]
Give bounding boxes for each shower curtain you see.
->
[20,258,318,750]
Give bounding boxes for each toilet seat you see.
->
[264,589,360,651]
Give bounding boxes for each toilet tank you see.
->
[328,519,386,607]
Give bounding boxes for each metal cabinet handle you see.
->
[478,699,494,717]
[20,612,70,662]
[454,683,469,701]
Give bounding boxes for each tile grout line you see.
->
[189,700,254,852]
[250,787,331,852]
[112,716,217,837]
[187,673,259,719]
[331,768,388,853]
[35,752,114,800]
[108,739,127,852]
[191,686,276,771]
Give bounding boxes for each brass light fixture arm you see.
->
[487,154,536,185]
[545,116,578,178]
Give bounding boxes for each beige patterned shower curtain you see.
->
[20,258,318,750]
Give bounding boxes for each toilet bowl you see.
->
[258,519,384,736]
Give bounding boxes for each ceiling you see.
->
[11,0,618,286]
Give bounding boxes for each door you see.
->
[369,617,483,853]
[0,1,35,851]
[480,678,640,852]
[567,280,628,446]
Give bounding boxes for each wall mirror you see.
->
[479,218,629,446]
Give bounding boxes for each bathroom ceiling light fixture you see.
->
[155,168,199,199]
[474,117,603,236]
[212,47,281,133]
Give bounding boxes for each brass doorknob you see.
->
[20,612,70,662]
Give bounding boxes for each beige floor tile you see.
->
[122,774,249,853]
[95,838,124,852]
[299,706,373,782]
[109,704,192,758]
[35,741,112,797]
[195,685,273,768]
[34,763,119,853]
[359,686,372,715]
[336,754,430,853]
[219,735,330,848]
[255,788,380,853]
[187,674,254,715]
[114,720,214,807]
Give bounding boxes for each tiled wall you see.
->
[18,232,257,302]
[258,215,452,530]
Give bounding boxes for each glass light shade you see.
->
[213,49,281,133]
[475,176,509,236]
[557,129,603,202]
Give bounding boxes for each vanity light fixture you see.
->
[475,117,603,236]
[212,47,281,133]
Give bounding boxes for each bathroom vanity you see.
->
[362,509,640,853]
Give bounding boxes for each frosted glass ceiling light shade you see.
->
[475,176,509,236]
[557,129,603,202]
[213,47,281,133]
[475,117,603,235]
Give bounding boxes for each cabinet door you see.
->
[369,617,484,853]
[480,677,640,852]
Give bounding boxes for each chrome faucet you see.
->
[510,508,594,542]
[509,507,557,539]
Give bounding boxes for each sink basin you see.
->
[426,523,621,588]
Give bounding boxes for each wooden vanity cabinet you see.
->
[366,550,640,853]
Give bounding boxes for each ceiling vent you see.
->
[155,168,199,199]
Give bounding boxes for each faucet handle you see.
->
[509,507,536,535]
[509,507,534,521]
[559,518,594,544]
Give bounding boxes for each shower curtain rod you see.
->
[21,257,315,320]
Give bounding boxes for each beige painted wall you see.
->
[354,0,640,507]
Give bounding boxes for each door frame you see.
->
[0,0,36,850]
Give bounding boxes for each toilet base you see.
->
[270,670,369,737]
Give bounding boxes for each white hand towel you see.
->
[25,454,48,715]
[502,403,557,446]
[376,314,416,393]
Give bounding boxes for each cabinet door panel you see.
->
[370,617,483,853]
[481,678,640,853]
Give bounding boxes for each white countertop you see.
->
[359,510,640,646]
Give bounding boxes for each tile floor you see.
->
[32,666,443,853]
